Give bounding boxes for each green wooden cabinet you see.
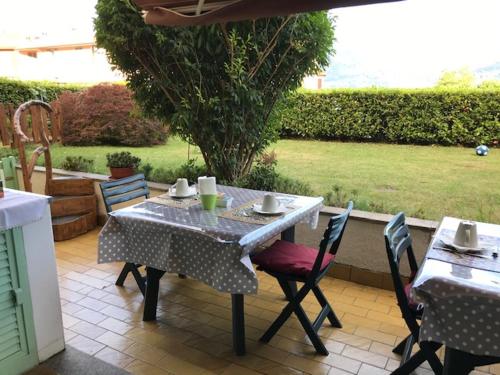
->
[0,228,38,375]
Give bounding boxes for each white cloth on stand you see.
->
[0,189,50,230]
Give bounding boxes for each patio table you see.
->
[412,216,500,374]
[98,184,323,355]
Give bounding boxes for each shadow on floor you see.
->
[25,346,129,375]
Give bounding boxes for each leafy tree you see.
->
[95,0,333,181]
[436,67,476,88]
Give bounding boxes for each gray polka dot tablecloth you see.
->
[412,217,500,357]
[98,185,323,294]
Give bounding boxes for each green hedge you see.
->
[274,88,500,146]
[0,77,86,105]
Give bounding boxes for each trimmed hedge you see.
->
[0,77,85,105]
[275,89,500,146]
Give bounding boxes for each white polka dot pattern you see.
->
[413,262,500,357]
[98,185,323,294]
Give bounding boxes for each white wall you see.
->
[0,47,123,83]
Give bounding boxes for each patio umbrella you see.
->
[133,0,404,26]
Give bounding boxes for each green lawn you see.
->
[47,138,500,223]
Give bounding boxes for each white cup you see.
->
[172,178,189,196]
[262,194,279,213]
[454,221,479,248]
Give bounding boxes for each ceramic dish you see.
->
[168,186,197,198]
[252,204,287,215]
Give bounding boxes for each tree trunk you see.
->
[197,142,256,183]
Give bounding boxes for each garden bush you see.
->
[59,84,167,147]
[0,147,17,159]
[236,157,313,196]
[0,77,84,104]
[274,88,500,146]
[150,159,208,185]
[60,156,94,173]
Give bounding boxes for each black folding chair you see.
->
[252,202,353,355]
[100,174,149,295]
[384,212,443,375]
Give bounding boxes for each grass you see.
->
[44,138,500,223]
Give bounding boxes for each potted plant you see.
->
[106,152,141,179]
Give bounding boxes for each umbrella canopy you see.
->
[133,0,403,26]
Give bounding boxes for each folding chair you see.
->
[252,202,353,355]
[384,212,443,375]
[100,174,149,295]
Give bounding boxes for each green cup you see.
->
[200,194,217,210]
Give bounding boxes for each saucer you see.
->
[451,241,484,253]
[252,204,287,215]
[168,186,197,198]
[442,239,484,253]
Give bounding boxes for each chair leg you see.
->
[260,295,297,343]
[391,341,442,375]
[420,342,443,375]
[400,334,415,364]
[261,279,330,355]
[293,300,329,355]
[312,286,342,328]
[393,334,411,355]
[391,349,427,375]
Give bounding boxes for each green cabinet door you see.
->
[0,229,38,375]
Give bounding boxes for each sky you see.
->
[0,0,499,87]
[328,0,500,87]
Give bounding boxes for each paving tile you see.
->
[341,346,388,368]
[72,307,107,324]
[322,353,361,373]
[54,231,445,375]
[219,364,262,374]
[61,313,81,329]
[327,367,351,375]
[125,360,171,375]
[66,335,105,356]
[353,327,397,346]
[123,342,168,364]
[358,363,390,375]
[77,296,110,311]
[98,317,134,335]
[94,347,135,369]
[70,321,108,339]
[95,331,135,351]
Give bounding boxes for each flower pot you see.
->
[109,167,135,180]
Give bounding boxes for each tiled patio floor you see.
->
[52,229,498,375]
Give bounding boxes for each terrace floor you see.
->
[35,229,498,375]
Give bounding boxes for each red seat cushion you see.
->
[404,282,420,311]
[251,240,334,277]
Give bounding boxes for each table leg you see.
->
[443,347,475,375]
[232,294,246,356]
[143,267,165,321]
[281,226,298,296]
[281,226,295,242]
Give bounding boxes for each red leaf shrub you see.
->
[59,84,167,146]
